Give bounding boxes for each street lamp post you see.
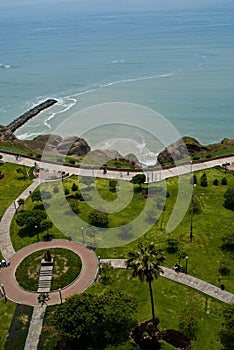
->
[190,184,196,242]
[58,288,62,304]
[81,226,84,244]
[185,256,188,274]
[1,283,7,302]
[35,225,39,242]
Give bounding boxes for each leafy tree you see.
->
[16,210,46,230]
[223,187,234,211]
[99,261,113,285]
[127,241,165,332]
[166,238,178,254]
[200,173,208,187]
[130,174,146,189]
[176,249,187,265]
[41,219,53,241]
[64,188,70,196]
[53,185,59,193]
[51,290,137,350]
[109,179,118,192]
[88,209,109,227]
[221,177,228,185]
[16,166,27,180]
[221,233,234,252]
[71,183,78,191]
[31,190,42,202]
[219,260,231,276]
[190,174,197,185]
[31,190,52,202]
[219,304,234,350]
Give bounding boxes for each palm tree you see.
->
[127,241,165,332]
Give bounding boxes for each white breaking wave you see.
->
[0,63,10,69]
[108,59,125,64]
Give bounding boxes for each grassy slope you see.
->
[0,300,16,350]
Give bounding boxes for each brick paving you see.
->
[0,240,98,306]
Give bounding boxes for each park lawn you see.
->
[0,162,32,257]
[15,248,82,291]
[10,168,234,292]
[97,168,234,293]
[39,268,224,350]
[0,300,16,350]
[0,162,32,220]
[89,269,224,350]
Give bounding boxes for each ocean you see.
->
[0,2,233,162]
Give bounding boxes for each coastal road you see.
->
[1,151,234,183]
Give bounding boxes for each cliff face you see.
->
[0,126,91,158]
[157,136,234,165]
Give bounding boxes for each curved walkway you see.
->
[101,259,234,304]
[0,178,41,260]
[0,240,98,306]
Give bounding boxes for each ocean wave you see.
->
[17,132,42,140]
[43,97,77,129]
[0,63,10,69]
[108,59,125,64]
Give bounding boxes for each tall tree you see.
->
[130,174,146,190]
[127,241,165,332]
[51,290,137,349]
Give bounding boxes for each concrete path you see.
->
[1,151,234,183]
[0,178,41,260]
[24,306,46,350]
[101,259,234,304]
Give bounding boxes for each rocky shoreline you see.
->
[7,99,57,132]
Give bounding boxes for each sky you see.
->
[0,0,232,12]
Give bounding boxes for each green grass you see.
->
[4,304,33,350]
[0,162,32,221]
[39,269,224,349]
[5,166,234,349]
[10,168,234,293]
[0,300,16,350]
[15,248,82,291]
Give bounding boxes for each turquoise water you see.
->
[0,3,233,145]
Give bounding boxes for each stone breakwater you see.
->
[7,99,57,132]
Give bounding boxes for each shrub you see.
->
[213,178,219,186]
[223,187,234,210]
[53,186,59,193]
[200,173,208,187]
[221,233,234,252]
[166,239,178,254]
[64,188,70,196]
[192,156,200,160]
[71,183,78,191]
[222,177,228,185]
[88,209,109,227]
[219,261,231,276]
